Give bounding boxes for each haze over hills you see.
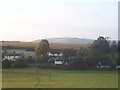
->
[33,38,94,44]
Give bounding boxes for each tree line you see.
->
[2,36,119,70]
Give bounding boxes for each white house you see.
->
[54,59,64,65]
[48,52,63,57]
[48,56,64,65]
[3,53,23,61]
[48,50,64,65]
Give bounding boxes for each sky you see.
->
[0,0,119,41]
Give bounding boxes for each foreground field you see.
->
[2,68,118,88]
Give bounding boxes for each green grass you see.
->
[2,68,118,88]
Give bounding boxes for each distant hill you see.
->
[33,38,94,44]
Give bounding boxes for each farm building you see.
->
[48,56,64,65]
[54,59,64,65]
[48,49,63,56]
[48,50,65,65]
[3,52,24,61]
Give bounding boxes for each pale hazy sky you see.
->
[0,0,119,41]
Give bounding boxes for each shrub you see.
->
[26,57,35,63]
[68,56,88,70]
[12,58,28,68]
[2,60,12,68]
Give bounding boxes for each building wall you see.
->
[3,56,21,61]
[55,61,64,64]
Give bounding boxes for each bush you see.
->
[2,60,13,68]
[12,58,28,68]
[2,60,12,68]
[26,57,35,63]
[68,56,88,70]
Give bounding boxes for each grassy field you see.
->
[2,42,91,58]
[2,41,91,49]
[7,49,35,58]
[2,68,118,88]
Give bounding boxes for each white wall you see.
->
[55,61,64,65]
[3,55,21,61]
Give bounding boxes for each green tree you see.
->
[68,47,88,70]
[110,41,117,52]
[118,41,120,65]
[84,48,97,68]
[34,39,50,82]
[62,48,77,59]
[77,47,85,56]
[69,56,88,70]
[91,36,110,66]
[92,36,110,54]
[35,39,50,63]
[109,41,118,67]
